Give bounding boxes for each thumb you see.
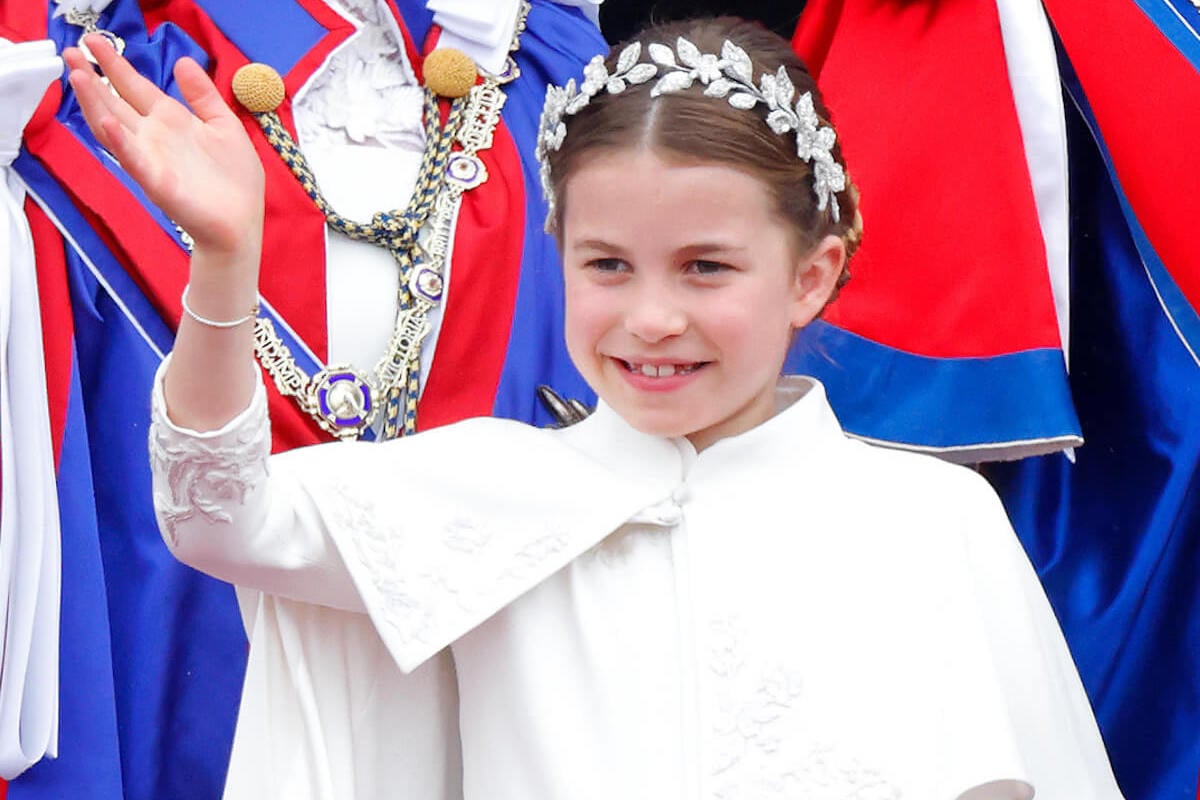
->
[174,57,232,123]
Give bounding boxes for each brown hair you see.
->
[545,16,863,293]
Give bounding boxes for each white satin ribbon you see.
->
[0,37,65,780]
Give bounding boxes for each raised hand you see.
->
[65,35,266,430]
[64,35,264,260]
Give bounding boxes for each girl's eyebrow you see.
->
[570,239,749,257]
[677,242,748,258]
[569,238,627,254]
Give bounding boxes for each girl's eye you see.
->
[688,260,730,276]
[588,258,629,273]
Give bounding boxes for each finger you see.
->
[61,46,93,73]
[81,33,172,117]
[65,48,141,127]
[67,66,126,153]
[173,57,234,124]
[66,59,141,142]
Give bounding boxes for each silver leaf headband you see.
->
[536,37,847,231]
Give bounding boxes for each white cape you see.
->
[150,371,1124,800]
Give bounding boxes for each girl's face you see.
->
[560,148,844,450]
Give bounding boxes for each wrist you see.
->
[186,234,262,314]
[185,181,266,260]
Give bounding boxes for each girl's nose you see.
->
[623,285,687,342]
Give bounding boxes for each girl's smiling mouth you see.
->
[617,359,709,378]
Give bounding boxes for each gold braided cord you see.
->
[255,91,464,438]
[252,95,456,438]
[254,91,463,276]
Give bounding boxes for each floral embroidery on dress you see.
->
[318,483,436,643]
[706,615,902,800]
[148,392,271,548]
[500,532,570,583]
[442,516,493,553]
[317,477,573,652]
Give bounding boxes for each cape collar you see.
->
[314,374,848,673]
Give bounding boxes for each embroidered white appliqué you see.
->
[319,479,571,650]
[297,0,425,149]
[148,402,271,547]
[706,616,902,800]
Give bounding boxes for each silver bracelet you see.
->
[181,285,260,329]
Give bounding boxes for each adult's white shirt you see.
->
[149,367,1124,800]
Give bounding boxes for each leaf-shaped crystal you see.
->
[583,60,606,95]
[814,126,837,152]
[775,66,795,108]
[766,108,794,135]
[704,78,735,98]
[626,63,658,84]
[795,129,818,161]
[813,160,846,222]
[759,73,778,108]
[607,76,627,94]
[728,92,758,110]
[539,163,557,231]
[648,42,676,67]
[676,36,702,68]
[564,91,590,115]
[721,40,753,84]
[795,92,818,129]
[582,56,607,85]
[542,84,568,116]
[616,41,641,73]
[824,160,846,192]
[651,70,695,97]
[540,120,566,151]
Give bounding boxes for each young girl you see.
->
[66,17,1123,800]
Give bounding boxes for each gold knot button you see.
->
[422,48,477,98]
[232,63,285,113]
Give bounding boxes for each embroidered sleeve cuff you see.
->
[149,356,271,551]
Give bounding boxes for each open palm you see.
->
[65,35,264,258]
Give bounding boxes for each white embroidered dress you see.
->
[149,367,1124,800]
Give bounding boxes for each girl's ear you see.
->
[789,234,847,329]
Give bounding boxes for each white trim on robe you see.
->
[995,0,1072,365]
